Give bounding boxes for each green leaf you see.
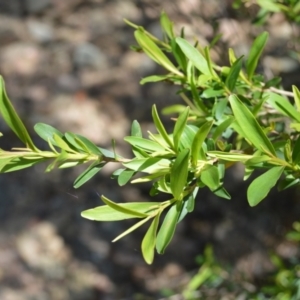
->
[112,217,151,242]
[156,201,183,254]
[152,105,173,149]
[142,213,160,264]
[131,120,143,138]
[123,157,170,174]
[0,77,36,150]
[74,134,103,156]
[73,162,105,188]
[212,117,234,141]
[204,46,217,78]
[266,92,300,122]
[1,157,45,172]
[246,32,268,80]
[53,134,75,152]
[191,121,213,166]
[101,195,149,218]
[34,123,64,147]
[81,202,160,221]
[140,75,171,85]
[179,125,198,150]
[178,189,197,222]
[162,105,186,115]
[256,0,281,12]
[176,37,211,76]
[247,166,284,207]
[134,30,183,76]
[208,151,253,162]
[173,107,190,151]
[124,136,166,153]
[117,169,136,186]
[214,187,231,200]
[229,95,276,156]
[292,85,300,112]
[201,165,220,191]
[160,11,174,39]
[170,148,190,200]
[225,56,243,91]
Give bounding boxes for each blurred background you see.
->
[0,0,299,299]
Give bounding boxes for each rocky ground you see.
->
[0,0,299,299]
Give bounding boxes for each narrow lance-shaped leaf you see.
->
[201,165,220,191]
[0,77,37,150]
[156,201,183,254]
[229,95,276,156]
[170,148,190,200]
[124,136,166,153]
[117,169,135,186]
[160,11,175,39]
[134,30,183,76]
[73,162,105,189]
[34,123,64,147]
[191,121,213,166]
[81,202,160,221]
[292,85,300,113]
[101,195,149,218]
[204,46,217,78]
[266,92,300,122]
[152,105,173,149]
[225,56,243,91]
[173,107,190,151]
[112,216,151,242]
[131,120,142,137]
[142,213,160,264]
[256,0,281,12]
[247,166,284,207]
[176,37,211,76]
[246,31,268,80]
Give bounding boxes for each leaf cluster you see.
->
[0,11,300,264]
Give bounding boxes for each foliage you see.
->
[162,223,300,299]
[0,10,299,265]
[233,0,300,24]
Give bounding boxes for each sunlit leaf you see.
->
[142,213,160,264]
[201,165,220,191]
[173,107,190,151]
[160,11,174,39]
[170,148,190,200]
[34,123,63,147]
[229,95,276,155]
[152,105,173,149]
[135,29,183,76]
[292,85,300,113]
[256,0,281,12]
[176,37,211,76]
[112,217,151,242]
[81,201,160,221]
[266,92,300,122]
[247,166,284,206]
[191,121,213,166]
[118,169,136,186]
[123,157,170,173]
[124,136,166,153]
[246,32,268,80]
[73,162,105,188]
[140,75,171,85]
[101,195,149,218]
[0,77,36,150]
[225,56,243,91]
[156,201,183,254]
